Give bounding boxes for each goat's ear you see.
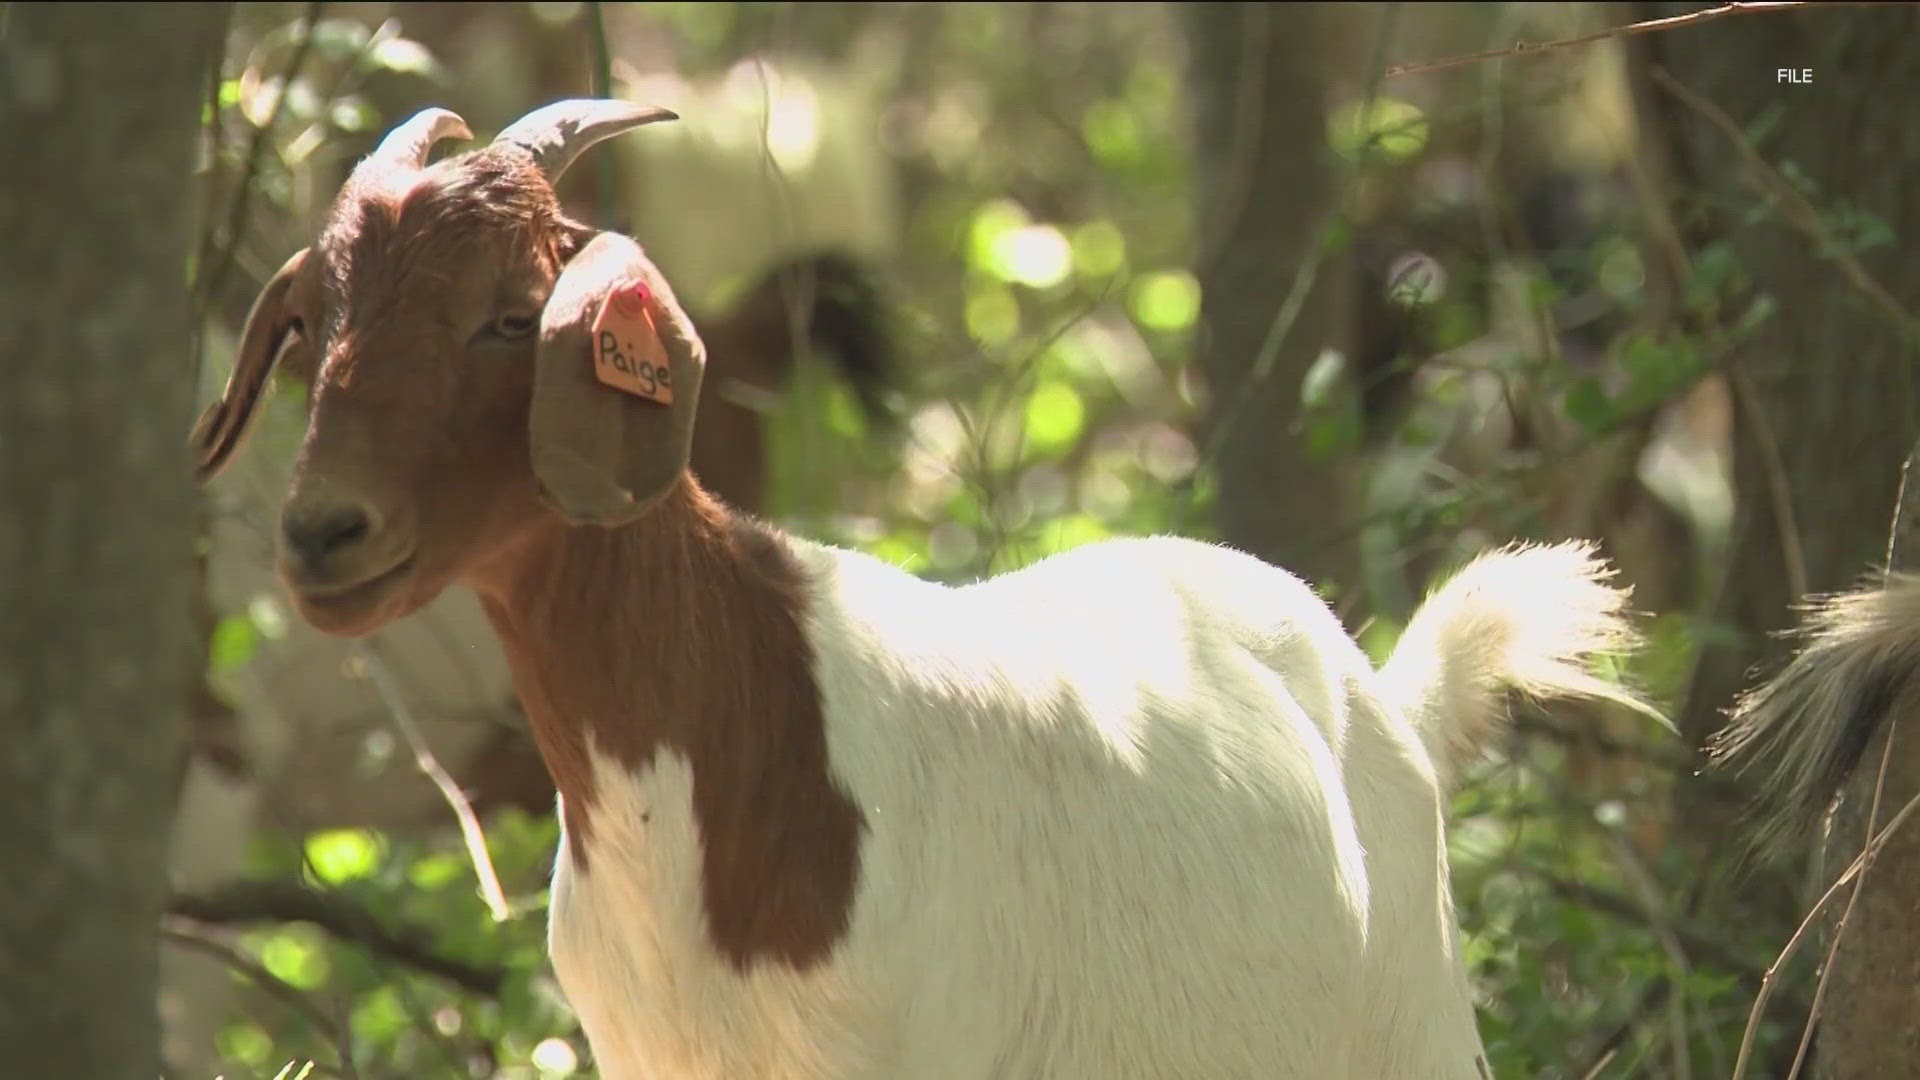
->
[191,247,314,481]
[531,231,705,525]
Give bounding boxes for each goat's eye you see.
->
[488,312,538,340]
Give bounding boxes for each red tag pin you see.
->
[592,279,672,405]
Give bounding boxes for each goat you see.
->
[1710,572,1920,846]
[191,99,1657,1079]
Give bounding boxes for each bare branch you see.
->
[191,1,326,388]
[1386,3,1897,81]
[161,917,358,1079]
[1650,66,1920,343]
[351,641,515,923]
[1730,785,1920,1079]
[1534,871,1761,981]
[169,881,506,998]
[1782,441,1920,1078]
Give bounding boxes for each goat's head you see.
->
[192,100,705,635]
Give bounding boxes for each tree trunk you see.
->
[0,4,229,1076]
[1181,2,1361,599]
[1628,5,1920,1075]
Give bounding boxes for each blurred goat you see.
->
[192,100,1657,1079]
[1711,573,1920,844]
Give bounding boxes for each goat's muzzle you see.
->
[278,493,416,634]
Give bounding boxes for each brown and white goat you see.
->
[193,100,1657,1079]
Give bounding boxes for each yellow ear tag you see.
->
[592,278,674,405]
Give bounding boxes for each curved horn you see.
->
[494,99,677,183]
[365,107,472,171]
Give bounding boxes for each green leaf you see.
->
[1129,271,1200,332]
[1023,381,1086,455]
[965,284,1020,346]
[968,200,1029,274]
[1082,100,1143,168]
[1328,97,1429,162]
[408,851,465,891]
[1736,293,1778,336]
[209,614,258,672]
[218,1024,273,1067]
[1071,220,1127,281]
[256,927,330,990]
[1039,513,1110,557]
[1562,377,1613,433]
[305,828,384,885]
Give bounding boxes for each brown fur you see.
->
[194,106,869,969]
[470,476,864,968]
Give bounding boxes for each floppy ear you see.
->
[191,247,315,481]
[531,231,706,525]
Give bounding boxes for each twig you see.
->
[1386,3,1888,80]
[1726,363,1809,604]
[1781,443,1920,1077]
[161,917,357,1079]
[584,2,619,225]
[191,0,326,390]
[1578,976,1666,1080]
[1606,835,1693,1079]
[1729,785,1920,1079]
[1535,871,1760,981]
[1649,66,1920,343]
[1175,4,1403,533]
[391,968,481,1076]
[1785,721,1894,1078]
[351,641,514,922]
[169,881,506,997]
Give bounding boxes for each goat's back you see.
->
[551,535,1487,1078]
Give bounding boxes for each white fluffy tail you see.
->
[1378,541,1662,792]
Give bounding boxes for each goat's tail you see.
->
[1378,541,1662,793]
[1708,573,1920,844]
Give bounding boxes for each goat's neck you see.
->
[471,477,864,967]
[469,476,821,856]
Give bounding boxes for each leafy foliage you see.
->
[177,4,1885,1077]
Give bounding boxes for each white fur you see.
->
[548,535,1646,1078]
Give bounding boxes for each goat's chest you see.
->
[546,748,879,1080]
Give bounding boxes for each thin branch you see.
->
[1729,785,1920,1079]
[1726,362,1810,604]
[1385,3,1889,81]
[584,2,619,225]
[1175,4,1403,533]
[1783,443,1920,1078]
[1649,66,1920,343]
[193,1,322,307]
[1578,976,1667,1080]
[1786,719,1894,1078]
[161,917,357,1079]
[1606,835,1692,1080]
[169,881,505,998]
[192,1,325,383]
[351,641,513,923]
[1535,871,1762,982]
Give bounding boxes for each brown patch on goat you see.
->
[210,113,869,971]
[471,475,866,971]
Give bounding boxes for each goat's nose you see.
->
[283,504,373,568]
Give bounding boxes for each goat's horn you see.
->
[494,99,677,183]
[368,107,472,170]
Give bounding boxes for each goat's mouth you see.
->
[293,553,417,618]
